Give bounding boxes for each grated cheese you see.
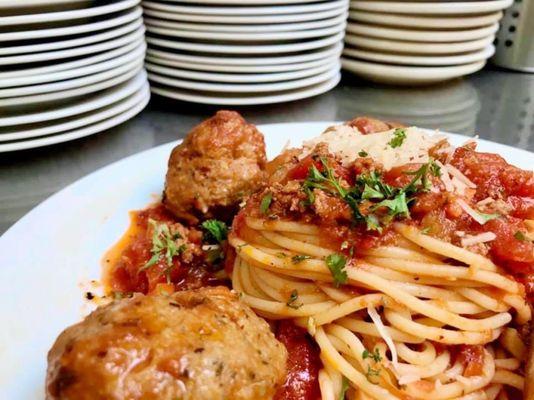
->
[434,160,454,192]
[461,232,496,247]
[457,199,490,225]
[302,125,445,170]
[451,176,467,195]
[446,164,476,188]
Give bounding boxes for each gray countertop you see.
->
[1,66,533,234]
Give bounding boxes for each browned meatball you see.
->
[163,111,267,224]
[46,287,287,400]
[346,116,404,134]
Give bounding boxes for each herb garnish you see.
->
[358,150,368,157]
[260,192,273,214]
[362,348,382,363]
[339,377,350,400]
[292,254,312,264]
[365,366,381,383]
[388,128,407,148]
[326,253,348,287]
[140,219,186,283]
[478,212,500,224]
[514,231,527,241]
[286,289,303,309]
[201,219,228,243]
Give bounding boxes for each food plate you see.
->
[349,0,513,14]
[0,122,532,398]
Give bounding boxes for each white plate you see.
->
[0,0,88,8]
[0,83,148,142]
[0,122,531,398]
[349,0,513,15]
[142,0,346,15]
[145,60,338,83]
[345,33,495,55]
[342,58,486,85]
[0,7,142,43]
[0,26,145,66]
[146,42,343,65]
[0,70,147,127]
[343,45,495,66]
[0,15,142,56]
[143,6,347,24]
[146,22,346,41]
[0,63,144,108]
[0,42,146,88]
[146,31,345,54]
[0,52,144,98]
[148,65,339,92]
[158,0,326,3]
[346,22,499,43]
[143,13,347,33]
[348,10,503,29]
[0,39,144,79]
[145,53,340,73]
[0,0,139,26]
[0,85,150,152]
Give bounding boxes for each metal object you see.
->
[492,0,534,72]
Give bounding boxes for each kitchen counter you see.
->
[1,66,533,234]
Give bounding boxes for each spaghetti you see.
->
[229,124,533,400]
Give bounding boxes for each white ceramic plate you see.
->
[145,53,340,73]
[346,22,499,42]
[0,15,142,56]
[0,85,150,152]
[0,7,142,43]
[0,83,149,142]
[158,0,321,3]
[143,6,347,24]
[148,64,339,92]
[0,26,145,66]
[0,121,531,397]
[348,10,503,29]
[0,0,139,26]
[0,70,147,127]
[143,13,347,33]
[342,57,486,85]
[145,60,338,83]
[146,42,343,65]
[142,0,346,15]
[345,33,495,55]
[146,31,345,54]
[343,45,495,66]
[349,0,513,15]
[0,0,88,7]
[0,64,144,108]
[0,39,144,79]
[0,42,145,88]
[146,22,346,41]
[0,55,144,98]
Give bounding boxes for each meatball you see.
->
[163,111,267,224]
[46,287,287,400]
[346,116,404,134]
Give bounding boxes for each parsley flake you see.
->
[388,128,406,148]
[477,212,500,224]
[201,219,228,243]
[339,377,350,400]
[358,150,368,157]
[260,192,273,214]
[326,253,348,287]
[362,348,382,363]
[514,231,527,241]
[292,254,311,264]
[365,366,381,383]
[286,289,303,309]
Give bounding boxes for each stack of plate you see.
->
[142,0,348,105]
[0,0,149,152]
[342,0,513,85]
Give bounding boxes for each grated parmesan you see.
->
[435,160,454,192]
[461,232,496,247]
[446,164,476,188]
[302,125,445,170]
[457,199,490,225]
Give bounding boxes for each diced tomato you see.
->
[287,156,318,180]
[508,196,534,219]
[457,345,485,377]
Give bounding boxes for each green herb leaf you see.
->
[286,289,302,309]
[362,348,382,363]
[201,219,228,243]
[373,192,410,219]
[338,377,350,400]
[260,192,273,214]
[365,366,381,383]
[292,254,312,264]
[478,212,500,224]
[362,184,385,200]
[326,253,348,288]
[388,128,406,148]
[514,231,527,241]
[358,150,368,157]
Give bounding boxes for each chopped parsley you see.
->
[286,289,302,309]
[326,253,348,287]
[260,192,273,214]
[358,150,368,157]
[365,366,381,383]
[275,252,288,258]
[339,377,350,400]
[201,219,228,243]
[514,231,527,241]
[292,254,312,264]
[477,211,500,224]
[388,128,406,148]
[362,348,382,363]
[140,219,186,283]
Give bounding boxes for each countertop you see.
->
[1,66,533,234]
